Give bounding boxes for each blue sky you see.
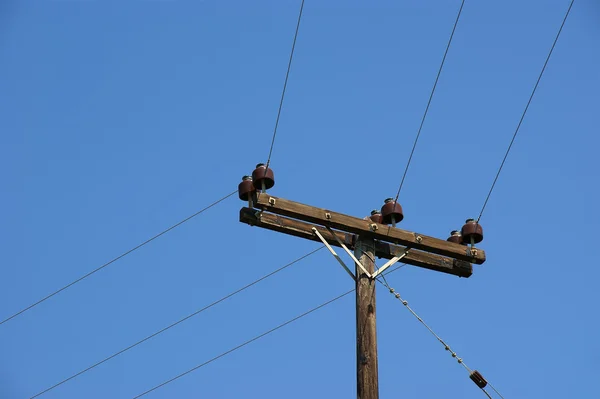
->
[1,1,599,398]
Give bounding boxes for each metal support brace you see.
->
[325,227,372,279]
[311,228,356,281]
[371,248,410,278]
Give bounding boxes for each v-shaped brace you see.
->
[311,227,410,281]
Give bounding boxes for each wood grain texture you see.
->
[240,208,472,278]
[355,236,378,399]
[252,194,486,264]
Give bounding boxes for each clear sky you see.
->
[1,1,599,398]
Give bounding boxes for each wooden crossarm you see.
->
[240,208,473,278]
[251,194,485,264]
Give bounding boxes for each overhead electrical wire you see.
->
[7,0,304,328]
[477,0,575,222]
[28,247,323,398]
[393,0,466,202]
[376,276,505,399]
[1,190,237,326]
[264,0,305,171]
[131,288,354,399]
[129,265,407,398]
[26,0,307,378]
[29,247,323,399]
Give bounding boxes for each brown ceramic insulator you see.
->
[369,209,382,224]
[469,370,488,389]
[461,218,483,244]
[238,176,255,201]
[447,230,463,245]
[251,163,275,190]
[380,198,404,225]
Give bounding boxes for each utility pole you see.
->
[237,167,486,398]
[355,236,378,399]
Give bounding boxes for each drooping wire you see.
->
[477,0,575,223]
[132,288,354,399]
[28,247,323,398]
[1,190,237,326]
[264,0,305,171]
[376,277,505,399]
[130,260,408,398]
[393,0,466,202]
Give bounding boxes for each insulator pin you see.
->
[447,230,464,245]
[369,209,382,224]
[380,198,404,225]
[461,219,483,244]
[251,163,275,191]
[238,176,255,201]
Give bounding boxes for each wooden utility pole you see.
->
[239,190,486,398]
[355,236,378,399]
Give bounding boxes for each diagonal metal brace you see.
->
[311,228,356,281]
[371,248,410,278]
[325,227,372,279]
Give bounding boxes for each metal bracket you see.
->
[326,227,372,279]
[467,247,478,257]
[466,235,478,257]
[311,227,356,281]
[371,248,410,278]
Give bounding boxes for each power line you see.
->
[265,0,305,170]
[376,277,505,399]
[132,288,354,399]
[1,190,237,327]
[130,262,408,398]
[394,0,466,202]
[477,0,575,222]
[29,247,323,398]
